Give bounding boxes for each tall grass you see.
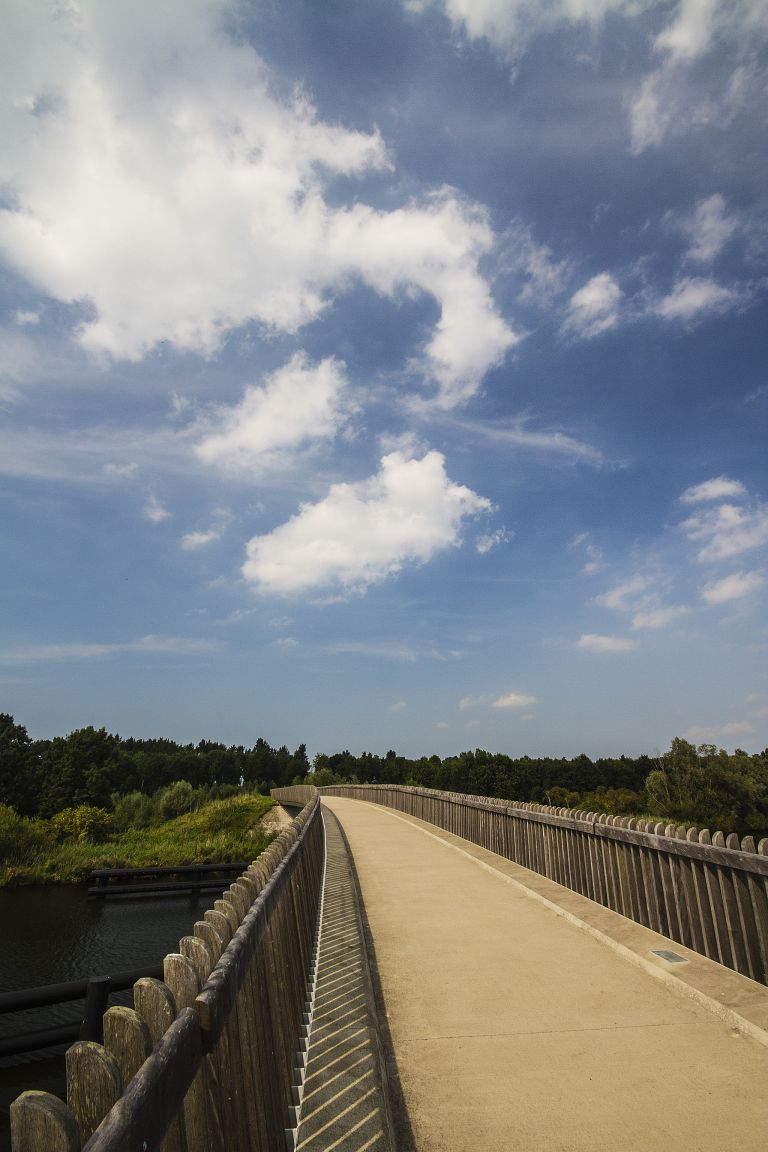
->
[0,794,275,886]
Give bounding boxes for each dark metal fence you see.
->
[321,784,768,986]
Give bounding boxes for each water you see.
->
[0,884,213,1150]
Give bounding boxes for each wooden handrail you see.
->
[10,790,324,1152]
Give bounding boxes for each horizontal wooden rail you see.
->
[0,967,164,1058]
[321,783,768,987]
[10,790,324,1152]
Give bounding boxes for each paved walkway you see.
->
[323,796,768,1152]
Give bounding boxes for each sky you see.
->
[1,0,767,761]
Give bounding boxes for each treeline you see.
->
[2,714,767,839]
[313,739,768,838]
[0,714,309,819]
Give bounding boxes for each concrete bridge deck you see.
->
[322,796,768,1152]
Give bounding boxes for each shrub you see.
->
[49,805,113,843]
[153,780,198,822]
[112,791,154,831]
[0,803,47,862]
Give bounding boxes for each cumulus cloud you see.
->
[564,273,621,339]
[681,476,747,504]
[576,633,635,652]
[700,570,764,604]
[654,277,738,321]
[0,1,515,406]
[681,499,768,562]
[492,691,537,709]
[243,450,491,595]
[195,355,349,474]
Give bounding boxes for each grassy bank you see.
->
[0,794,276,886]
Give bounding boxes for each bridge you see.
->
[8,786,768,1151]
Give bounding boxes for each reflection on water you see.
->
[0,884,213,1150]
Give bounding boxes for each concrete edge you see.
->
[320,805,411,1152]
[359,801,768,1051]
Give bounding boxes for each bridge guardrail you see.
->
[10,790,323,1152]
[321,784,768,986]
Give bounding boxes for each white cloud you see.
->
[388,700,407,714]
[681,500,768,562]
[631,604,689,630]
[500,222,570,307]
[685,195,738,263]
[476,528,510,555]
[452,416,604,465]
[327,640,460,662]
[14,309,40,326]
[411,1,638,57]
[0,2,515,407]
[576,633,635,652]
[242,450,490,595]
[181,528,221,551]
[564,273,621,339]
[492,691,537,709]
[655,277,738,321]
[143,494,171,523]
[104,462,138,479]
[272,636,299,650]
[594,575,653,612]
[458,695,480,710]
[582,544,605,575]
[195,354,350,474]
[630,2,768,152]
[684,720,755,745]
[681,476,747,504]
[700,570,764,604]
[0,634,219,663]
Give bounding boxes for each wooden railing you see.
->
[321,784,768,986]
[10,791,323,1152]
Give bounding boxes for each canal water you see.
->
[0,884,212,1150]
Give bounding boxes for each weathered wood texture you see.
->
[318,783,768,987]
[10,793,324,1152]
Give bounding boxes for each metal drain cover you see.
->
[651,949,687,963]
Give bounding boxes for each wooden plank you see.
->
[728,832,761,981]
[133,978,187,1152]
[10,1092,80,1152]
[65,1040,122,1146]
[164,955,209,1152]
[78,1009,202,1152]
[102,1007,151,1091]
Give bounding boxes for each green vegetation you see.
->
[0,793,274,887]
[312,738,768,839]
[2,712,767,878]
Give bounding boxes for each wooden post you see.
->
[102,1006,151,1094]
[10,1092,79,1152]
[65,1040,122,1146]
[80,976,111,1043]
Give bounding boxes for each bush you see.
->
[49,805,113,843]
[112,791,154,831]
[0,803,47,863]
[153,780,199,822]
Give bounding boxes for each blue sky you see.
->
[1,0,766,759]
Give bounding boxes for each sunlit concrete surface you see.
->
[323,797,768,1152]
